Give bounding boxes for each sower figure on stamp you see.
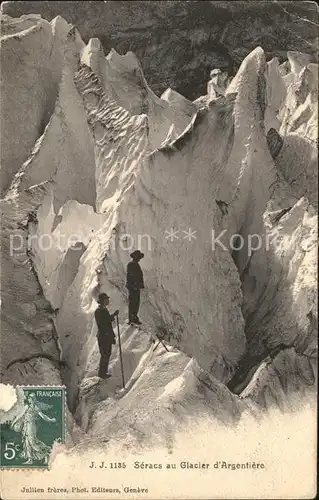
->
[10,393,56,465]
[94,293,119,379]
[126,250,144,325]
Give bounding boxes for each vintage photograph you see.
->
[0,1,318,498]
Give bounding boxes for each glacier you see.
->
[0,13,317,454]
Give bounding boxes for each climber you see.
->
[94,293,119,379]
[126,250,144,325]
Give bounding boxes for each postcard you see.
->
[0,1,317,499]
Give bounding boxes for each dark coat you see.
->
[94,306,116,342]
[126,261,144,290]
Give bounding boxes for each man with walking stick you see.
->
[94,293,119,379]
[115,313,125,389]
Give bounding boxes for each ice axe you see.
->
[116,314,125,389]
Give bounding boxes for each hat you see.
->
[210,68,221,76]
[97,292,109,304]
[130,250,144,259]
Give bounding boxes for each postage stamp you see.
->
[0,386,66,469]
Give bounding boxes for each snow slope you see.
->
[78,339,247,450]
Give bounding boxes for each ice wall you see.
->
[0,15,71,194]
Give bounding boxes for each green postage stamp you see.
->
[0,386,66,469]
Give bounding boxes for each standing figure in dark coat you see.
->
[94,293,119,378]
[126,250,144,325]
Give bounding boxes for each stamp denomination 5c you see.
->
[0,386,65,469]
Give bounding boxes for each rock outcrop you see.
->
[0,181,63,387]
[1,1,317,100]
[266,128,284,159]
